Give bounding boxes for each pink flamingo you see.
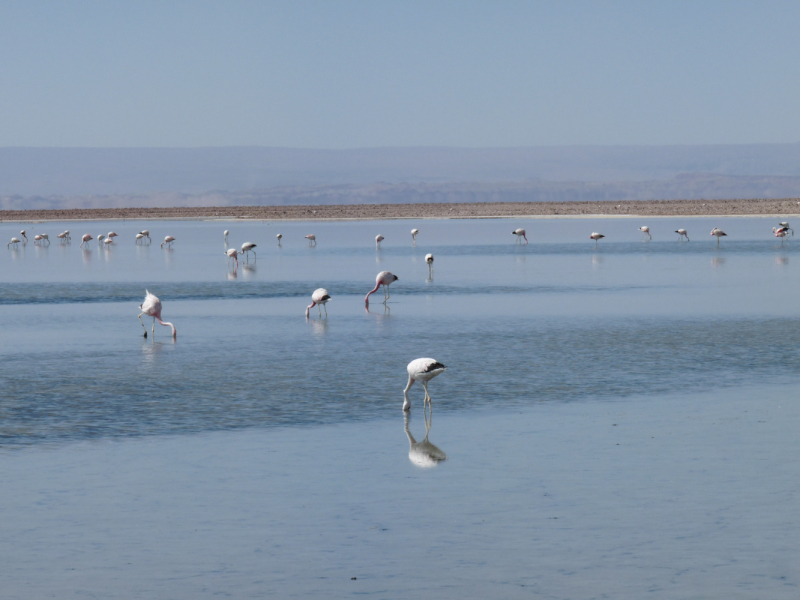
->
[161,235,176,248]
[403,358,447,411]
[590,232,605,246]
[20,230,28,243]
[365,271,399,305]
[376,234,384,248]
[305,234,316,246]
[305,288,331,317]
[80,234,93,248]
[225,248,240,267]
[773,227,789,245]
[138,290,177,338]
[639,226,652,241]
[512,228,528,244]
[710,228,727,245]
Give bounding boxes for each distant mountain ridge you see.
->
[3,144,800,197]
[4,173,800,211]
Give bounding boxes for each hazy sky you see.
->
[1,1,799,148]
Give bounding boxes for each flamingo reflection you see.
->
[404,409,447,468]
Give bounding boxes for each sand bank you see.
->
[3,198,800,223]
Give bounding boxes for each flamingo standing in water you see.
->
[138,290,177,338]
[63,230,71,241]
[8,237,21,248]
[376,234,384,248]
[107,232,118,240]
[277,233,283,245]
[139,230,150,242]
[639,226,652,241]
[135,233,145,244]
[224,230,229,242]
[710,228,727,245]
[512,228,528,244]
[80,234,93,248]
[675,229,690,241]
[403,358,447,411]
[365,271,399,305]
[40,233,50,245]
[33,235,43,245]
[20,230,28,243]
[241,242,257,260]
[425,253,434,277]
[57,231,69,243]
[305,288,331,318]
[225,248,240,267]
[305,234,316,246]
[103,237,113,247]
[411,228,419,244]
[97,234,106,246]
[590,232,605,246]
[161,235,176,248]
[779,222,794,235]
[774,227,789,245]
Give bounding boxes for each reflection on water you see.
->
[241,263,256,278]
[711,256,726,268]
[775,255,789,266]
[404,409,446,468]
[308,317,328,337]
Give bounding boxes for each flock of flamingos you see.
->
[5,219,796,411]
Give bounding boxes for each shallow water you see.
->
[1,217,799,597]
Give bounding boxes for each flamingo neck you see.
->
[305,301,316,317]
[157,317,176,337]
[365,282,380,304]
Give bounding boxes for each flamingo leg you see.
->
[324,304,328,317]
[318,304,322,317]
[422,381,430,404]
[138,313,148,337]
[153,317,156,334]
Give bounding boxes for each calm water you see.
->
[1,216,799,598]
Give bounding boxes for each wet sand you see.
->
[3,197,800,222]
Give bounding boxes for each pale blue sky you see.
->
[1,0,798,148]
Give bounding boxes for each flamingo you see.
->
[80,234,93,248]
[425,253,434,277]
[20,230,27,243]
[33,235,43,245]
[138,290,176,338]
[376,234,384,248]
[411,228,419,244]
[97,234,106,245]
[161,235,175,248]
[512,228,528,244]
[103,237,113,247]
[139,230,150,241]
[7,237,21,248]
[590,232,605,246]
[774,227,789,245]
[779,222,794,235]
[224,230,229,242]
[305,288,331,318]
[277,233,283,245]
[107,231,118,239]
[225,248,240,267]
[710,228,727,245]
[365,271,399,305]
[639,226,652,241]
[241,242,257,260]
[135,233,145,244]
[40,233,50,245]
[675,228,690,241]
[57,231,69,243]
[305,234,316,246]
[403,358,447,411]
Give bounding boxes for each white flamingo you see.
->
[40,233,50,245]
[135,233,145,244]
[403,358,447,411]
[225,248,240,267]
[64,230,71,241]
[161,235,175,248]
[376,234,384,248]
[411,228,419,244]
[20,230,28,243]
[57,231,69,243]
[241,242,257,260]
[107,231,118,239]
[139,230,150,242]
[710,228,727,245]
[277,233,283,245]
[80,234,93,248]
[7,237,21,248]
[97,234,106,245]
[425,253,434,277]
[512,228,528,244]
[639,226,652,241]
[590,232,605,246]
[305,234,316,246]
[224,230,229,242]
[675,228,689,241]
[365,271,399,305]
[138,290,176,338]
[33,235,43,245]
[103,237,113,247]
[305,288,331,318]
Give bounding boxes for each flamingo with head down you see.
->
[305,288,331,318]
[512,228,528,244]
[365,271,398,305]
[403,358,447,411]
[80,234,93,248]
[138,290,176,338]
[411,228,419,244]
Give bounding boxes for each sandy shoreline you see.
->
[3,198,800,223]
